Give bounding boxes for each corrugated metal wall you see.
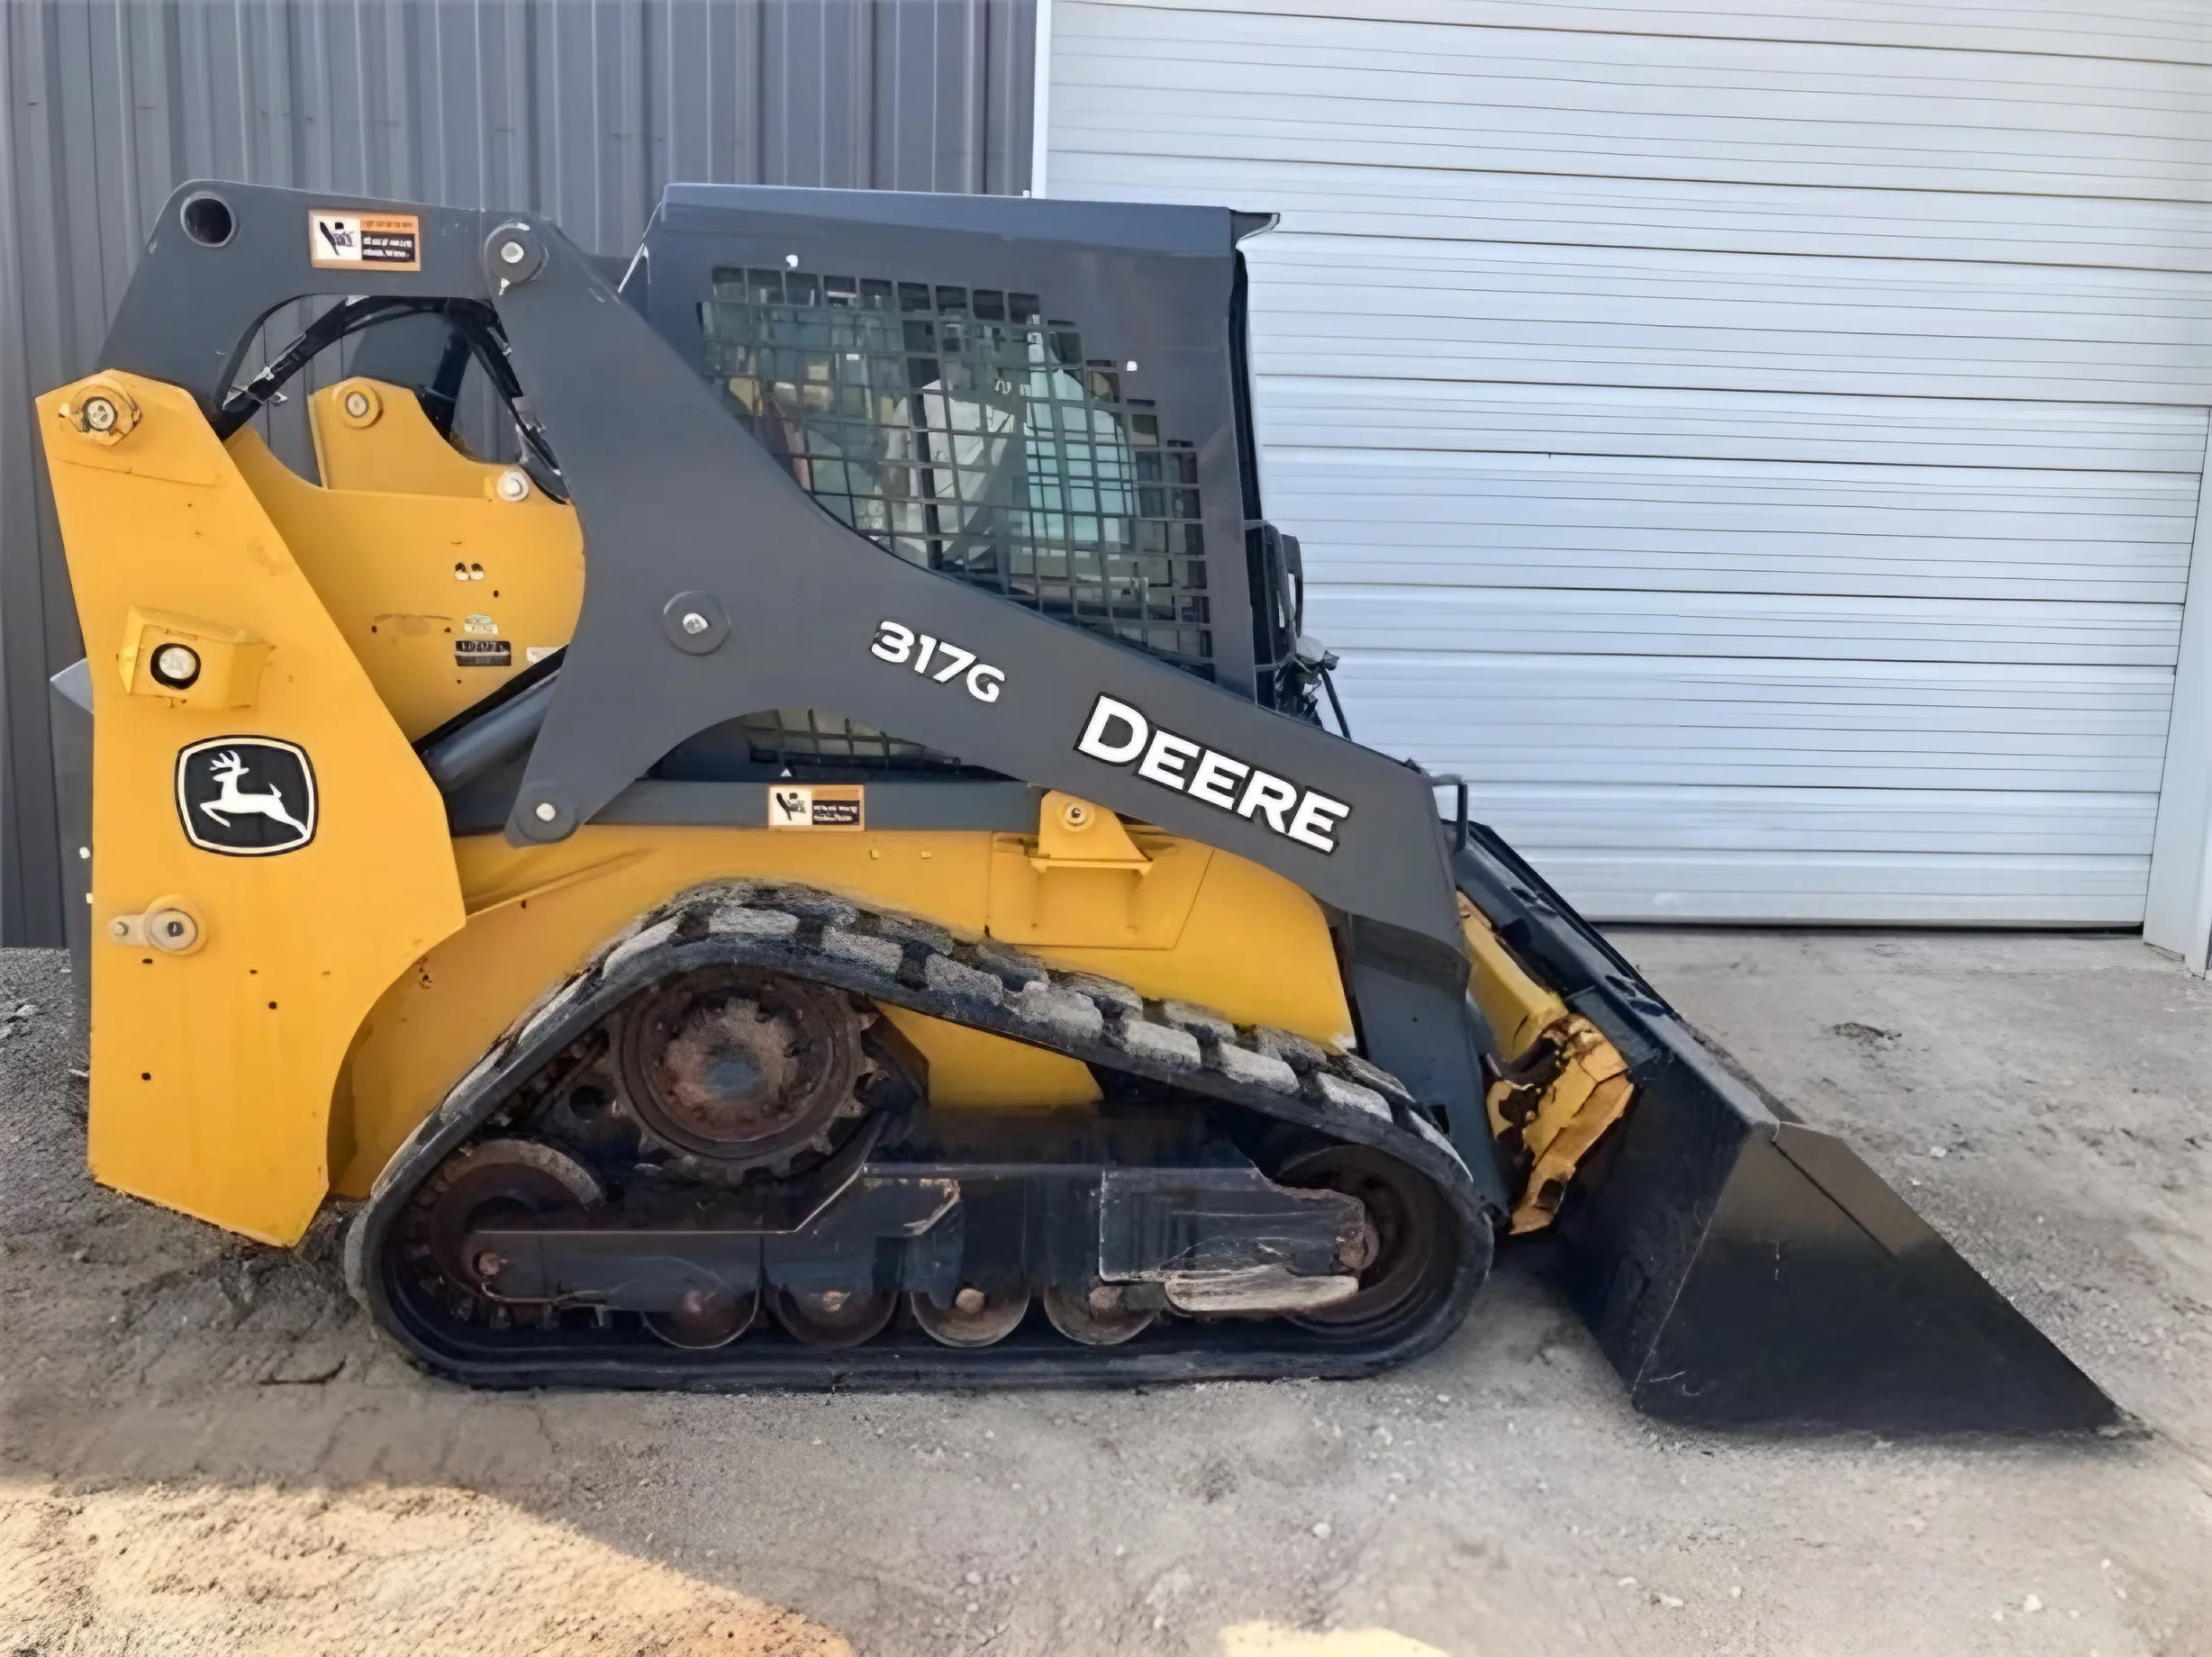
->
[0,0,1036,945]
[1049,0,2212,926]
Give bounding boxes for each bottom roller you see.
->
[1454,825,2119,1434]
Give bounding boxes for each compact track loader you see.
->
[40,181,2113,1427]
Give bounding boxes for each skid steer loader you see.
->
[39,180,2113,1427]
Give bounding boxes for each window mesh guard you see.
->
[700,267,1212,770]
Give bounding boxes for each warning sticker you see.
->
[309,211,422,272]
[767,783,865,831]
[463,613,499,636]
[456,638,512,668]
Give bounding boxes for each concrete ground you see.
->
[1,930,2207,1656]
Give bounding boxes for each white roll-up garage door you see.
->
[1045,0,2212,923]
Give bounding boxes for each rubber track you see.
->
[345,880,1495,1387]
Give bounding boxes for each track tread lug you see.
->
[966,942,1051,988]
[1006,978,1105,1043]
[1211,1042,1298,1095]
[1306,1071,1392,1121]
[707,906,800,943]
[1115,1018,1202,1068]
[1252,1027,1329,1072]
[1333,1050,1414,1105]
[822,927,904,975]
[1158,999,1236,1040]
[921,953,1005,1006]
[1061,973,1144,1014]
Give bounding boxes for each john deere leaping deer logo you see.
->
[175,738,317,856]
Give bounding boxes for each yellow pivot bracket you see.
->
[1459,893,1636,1235]
[38,372,466,1244]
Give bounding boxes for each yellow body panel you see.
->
[38,373,467,1244]
[333,826,1352,1198]
[987,829,1212,947]
[50,371,1357,1241]
[993,829,1350,1030]
[310,376,509,498]
[875,1008,1104,1109]
[231,414,584,739]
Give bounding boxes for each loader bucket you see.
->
[1453,827,2118,1433]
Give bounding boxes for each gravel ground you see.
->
[2,931,2207,1656]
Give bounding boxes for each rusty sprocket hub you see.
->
[617,964,863,1170]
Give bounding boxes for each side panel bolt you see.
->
[661,591,729,653]
[533,801,558,822]
[499,240,527,265]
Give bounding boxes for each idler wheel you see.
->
[415,1138,603,1302]
[1042,1280,1155,1346]
[645,1284,760,1350]
[1278,1144,1450,1336]
[911,1285,1030,1348]
[619,966,863,1169]
[771,1286,896,1349]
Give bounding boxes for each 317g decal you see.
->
[870,620,1004,703]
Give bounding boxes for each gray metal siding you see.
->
[0,0,1036,944]
[1050,0,2212,925]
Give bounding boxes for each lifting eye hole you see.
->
[179,193,234,249]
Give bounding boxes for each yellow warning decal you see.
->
[767,783,865,831]
[308,210,422,272]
